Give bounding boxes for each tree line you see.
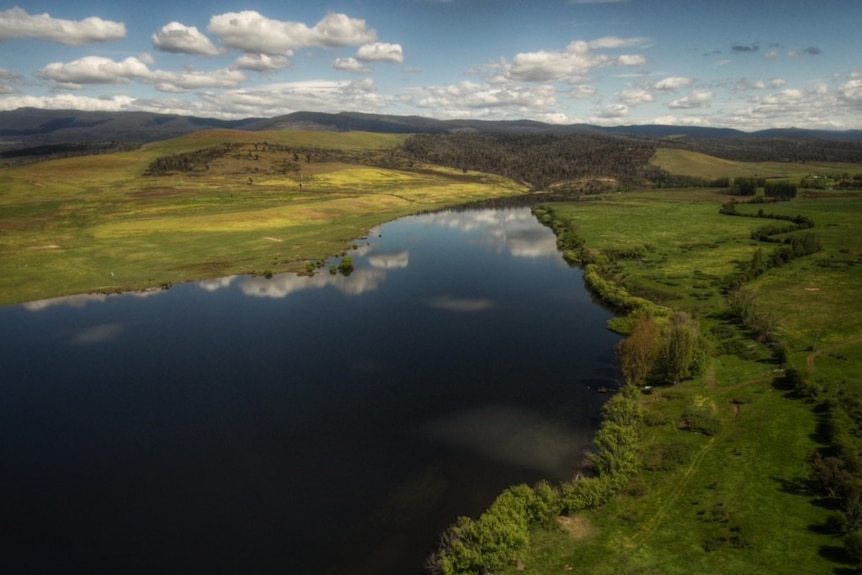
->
[719,201,821,289]
[660,136,862,164]
[0,141,139,167]
[400,133,665,191]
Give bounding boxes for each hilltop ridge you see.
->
[3,108,862,146]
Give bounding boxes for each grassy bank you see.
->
[425,186,862,574]
[492,189,862,574]
[0,130,527,305]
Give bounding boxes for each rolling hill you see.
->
[3,108,862,146]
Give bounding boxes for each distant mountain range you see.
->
[2,108,862,145]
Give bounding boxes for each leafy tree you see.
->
[731,177,758,196]
[659,311,708,384]
[764,181,798,200]
[616,313,661,387]
[588,421,641,478]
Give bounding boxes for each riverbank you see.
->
[0,130,527,306]
[429,188,862,574]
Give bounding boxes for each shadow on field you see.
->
[818,544,856,567]
[772,475,816,497]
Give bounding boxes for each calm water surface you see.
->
[0,207,621,574]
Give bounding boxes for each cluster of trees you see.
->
[427,387,644,575]
[728,177,764,196]
[616,312,710,387]
[726,178,798,199]
[143,144,239,176]
[764,181,798,199]
[400,133,664,190]
[725,288,779,343]
[719,202,822,288]
[801,173,862,190]
[583,264,671,319]
[808,390,862,562]
[143,140,412,178]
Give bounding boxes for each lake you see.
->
[0,207,621,574]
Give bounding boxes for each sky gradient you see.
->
[1,0,860,130]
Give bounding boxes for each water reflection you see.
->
[422,405,589,476]
[239,267,389,299]
[418,209,561,259]
[23,289,164,311]
[368,250,410,269]
[67,322,125,346]
[198,276,237,292]
[425,295,495,313]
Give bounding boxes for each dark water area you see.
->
[0,207,621,574]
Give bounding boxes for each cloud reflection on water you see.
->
[239,268,388,299]
[67,323,124,345]
[368,250,409,269]
[425,295,494,313]
[422,405,589,477]
[23,290,164,311]
[419,209,561,259]
[198,276,237,292]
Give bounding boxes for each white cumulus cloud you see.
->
[0,7,125,45]
[619,88,654,105]
[36,56,151,87]
[839,79,862,105]
[416,81,557,116]
[503,38,647,83]
[36,56,246,92]
[588,36,650,49]
[233,54,291,72]
[152,22,219,56]
[653,76,694,91]
[668,90,713,109]
[207,10,376,56]
[334,57,370,73]
[356,42,404,64]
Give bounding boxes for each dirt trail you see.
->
[626,434,718,549]
[625,372,770,549]
[806,336,862,372]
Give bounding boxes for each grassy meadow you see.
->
[499,185,862,574]
[0,130,526,305]
[651,148,862,182]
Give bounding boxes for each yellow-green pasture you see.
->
[651,147,862,181]
[0,131,526,305]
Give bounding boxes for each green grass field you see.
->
[0,130,526,305]
[651,148,862,181]
[500,188,862,574]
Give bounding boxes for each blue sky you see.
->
[1,0,860,130]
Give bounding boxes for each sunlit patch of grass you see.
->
[651,148,862,180]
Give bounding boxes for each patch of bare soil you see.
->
[556,515,593,540]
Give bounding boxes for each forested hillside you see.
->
[400,133,664,191]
